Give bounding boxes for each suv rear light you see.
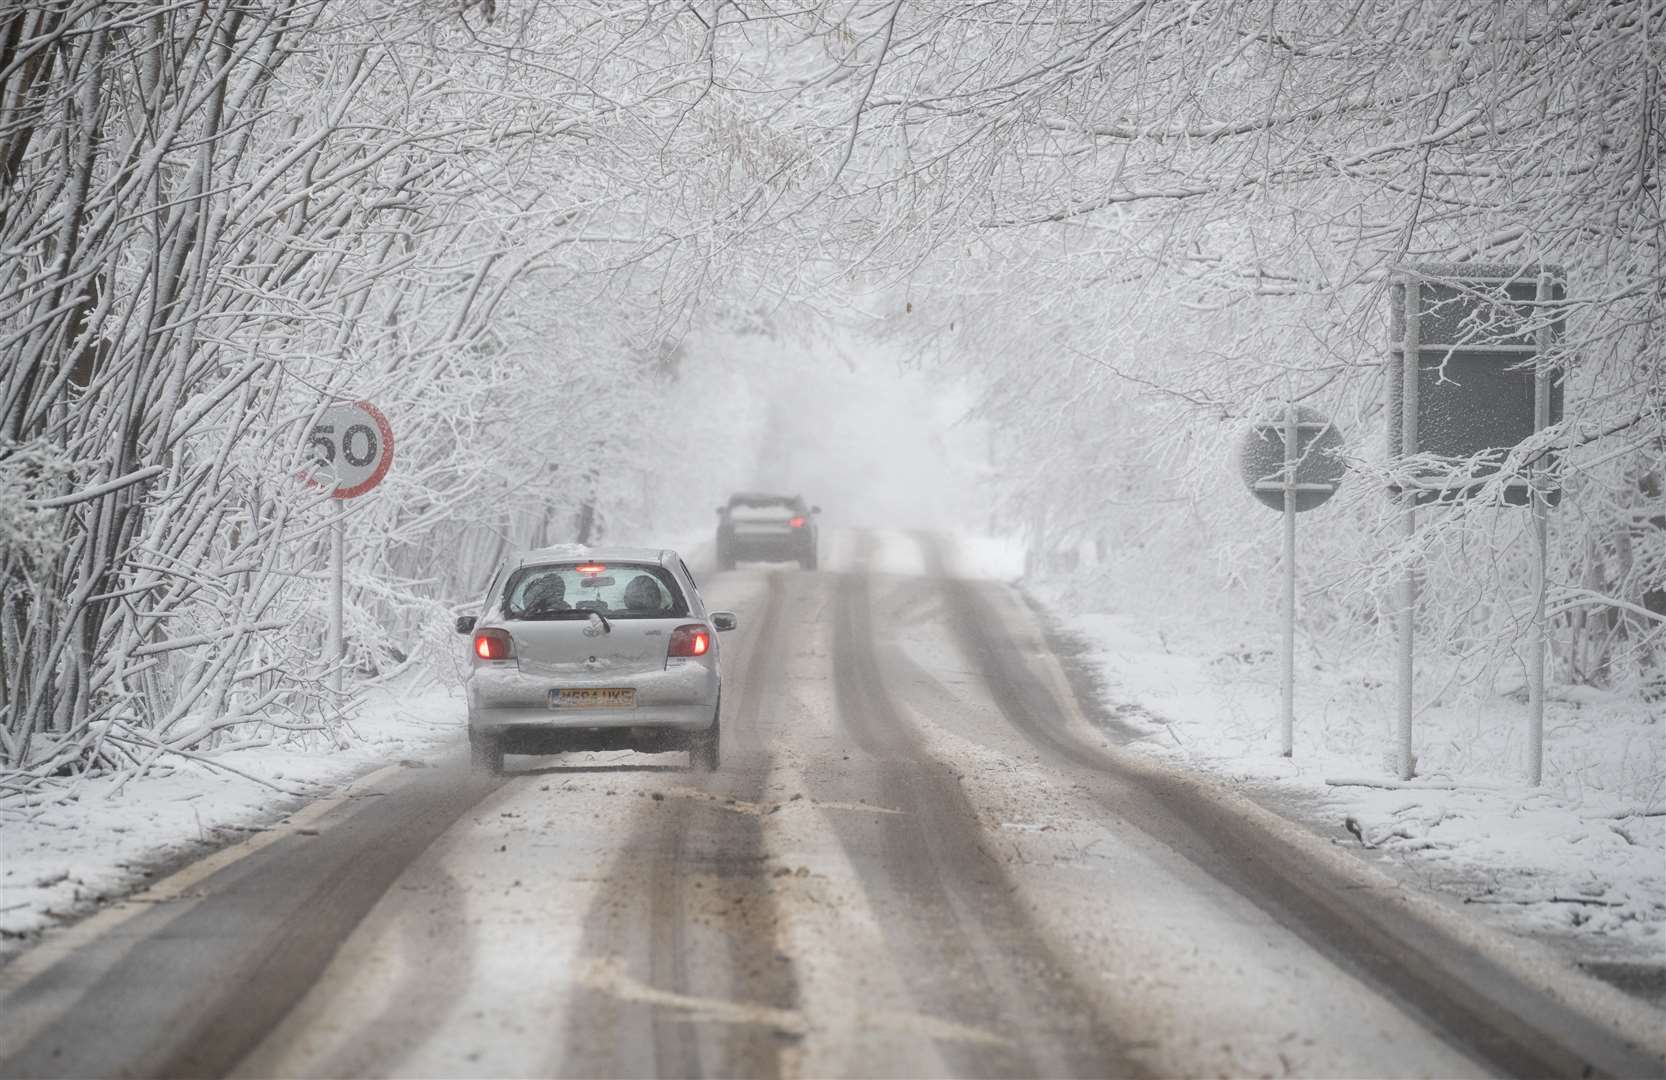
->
[474,628,514,660]
[788,516,806,528]
[667,624,710,658]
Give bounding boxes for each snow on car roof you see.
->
[516,544,673,567]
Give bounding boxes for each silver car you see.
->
[453,546,736,773]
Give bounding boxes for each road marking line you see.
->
[579,957,1008,1047]
[809,799,905,816]
[660,786,774,815]
[867,1007,1012,1047]
[581,956,805,1035]
[660,786,904,817]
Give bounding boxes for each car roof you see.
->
[514,544,677,569]
[727,491,802,503]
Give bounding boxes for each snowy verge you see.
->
[1030,584,1665,987]
[0,682,465,959]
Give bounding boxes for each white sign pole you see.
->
[304,400,394,700]
[1527,273,1553,786]
[329,497,344,696]
[1280,402,1297,758]
[1397,280,1420,781]
[1236,406,1347,761]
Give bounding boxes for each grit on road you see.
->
[0,531,1660,1079]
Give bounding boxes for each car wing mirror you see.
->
[455,615,477,634]
[715,506,726,514]
[710,611,737,632]
[811,505,821,514]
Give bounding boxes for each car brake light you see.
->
[788,516,805,528]
[576,563,605,574]
[668,624,710,658]
[474,629,514,660]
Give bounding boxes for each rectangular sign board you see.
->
[1388,263,1565,505]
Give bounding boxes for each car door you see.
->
[676,557,707,618]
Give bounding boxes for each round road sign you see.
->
[302,401,394,499]
[1235,405,1346,512]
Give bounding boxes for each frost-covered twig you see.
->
[1325,777,1510,792]
[99,733,314,797]
[1465,895,1624,908]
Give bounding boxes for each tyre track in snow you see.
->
[818,537,1142,1078]
[914,532,1663,1080]
[557,570,798,1079]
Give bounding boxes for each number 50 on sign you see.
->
[302,401,395,499]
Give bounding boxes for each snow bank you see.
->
[1042,582,1666,968]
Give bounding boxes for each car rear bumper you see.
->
[467,660,716,730]
[469,701,714,734]
[477,707,713,755]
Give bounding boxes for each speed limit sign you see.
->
[303,401,394,499]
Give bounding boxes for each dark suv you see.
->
[716,493,820,570]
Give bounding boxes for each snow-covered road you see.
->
[1,532,1660,1078]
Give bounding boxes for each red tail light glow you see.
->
[668,624,711,658]
[788,516,806,528]
[474,629,514,660]
[576,563,606,574]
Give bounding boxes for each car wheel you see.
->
[799,548,818,571]
[470,734,504,774]
[717,541,736,571]
[689,707,720,772]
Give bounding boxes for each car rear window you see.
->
[501,563,688,620]
[727,496,800,519]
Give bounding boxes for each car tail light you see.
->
[576,563,605,574]
[668,624,710,658]
[788,516,805,528]
[474,628,514,661]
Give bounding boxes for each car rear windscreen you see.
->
[727,496,800,519]
[502,563,688,620]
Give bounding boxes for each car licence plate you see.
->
[549,687,635,709]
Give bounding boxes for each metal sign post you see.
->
[1235,405,1347,759]
[301,400,395,697]
[330,499,345,695]
[1281,404,1297,757]
[1388,264,1564,784]
[1528,271,1554,785]
[1397,280,1420,782]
